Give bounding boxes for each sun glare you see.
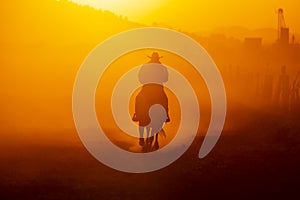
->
[69,0,300,33]
[69,0,167,21]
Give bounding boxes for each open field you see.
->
[1,106,299,199]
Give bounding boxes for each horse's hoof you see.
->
[141,146,147,153]
[152,143,159,151]
[139,138,145,146]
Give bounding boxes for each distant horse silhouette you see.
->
[132,52,170,152]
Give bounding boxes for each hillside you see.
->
[0,0,141,45]
[0,0,143,133]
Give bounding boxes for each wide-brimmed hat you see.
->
[147,52,163,62]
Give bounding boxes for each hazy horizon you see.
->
[66,0,300,44]
[69,0,300,35]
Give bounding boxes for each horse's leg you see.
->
[138,126,145,146]
[142,126,150,152]
[148,135,154,151]
[146,126,150,138]
[147,127,155,152]
[152,133,159,150]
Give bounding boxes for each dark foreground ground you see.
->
[1,107,300,200]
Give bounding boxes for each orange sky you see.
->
[1,0,299,137]
[71,0,300,33]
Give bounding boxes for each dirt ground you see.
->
[1,105,300,200]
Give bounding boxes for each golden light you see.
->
[69,0,169,22]
[68,0,300,33]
